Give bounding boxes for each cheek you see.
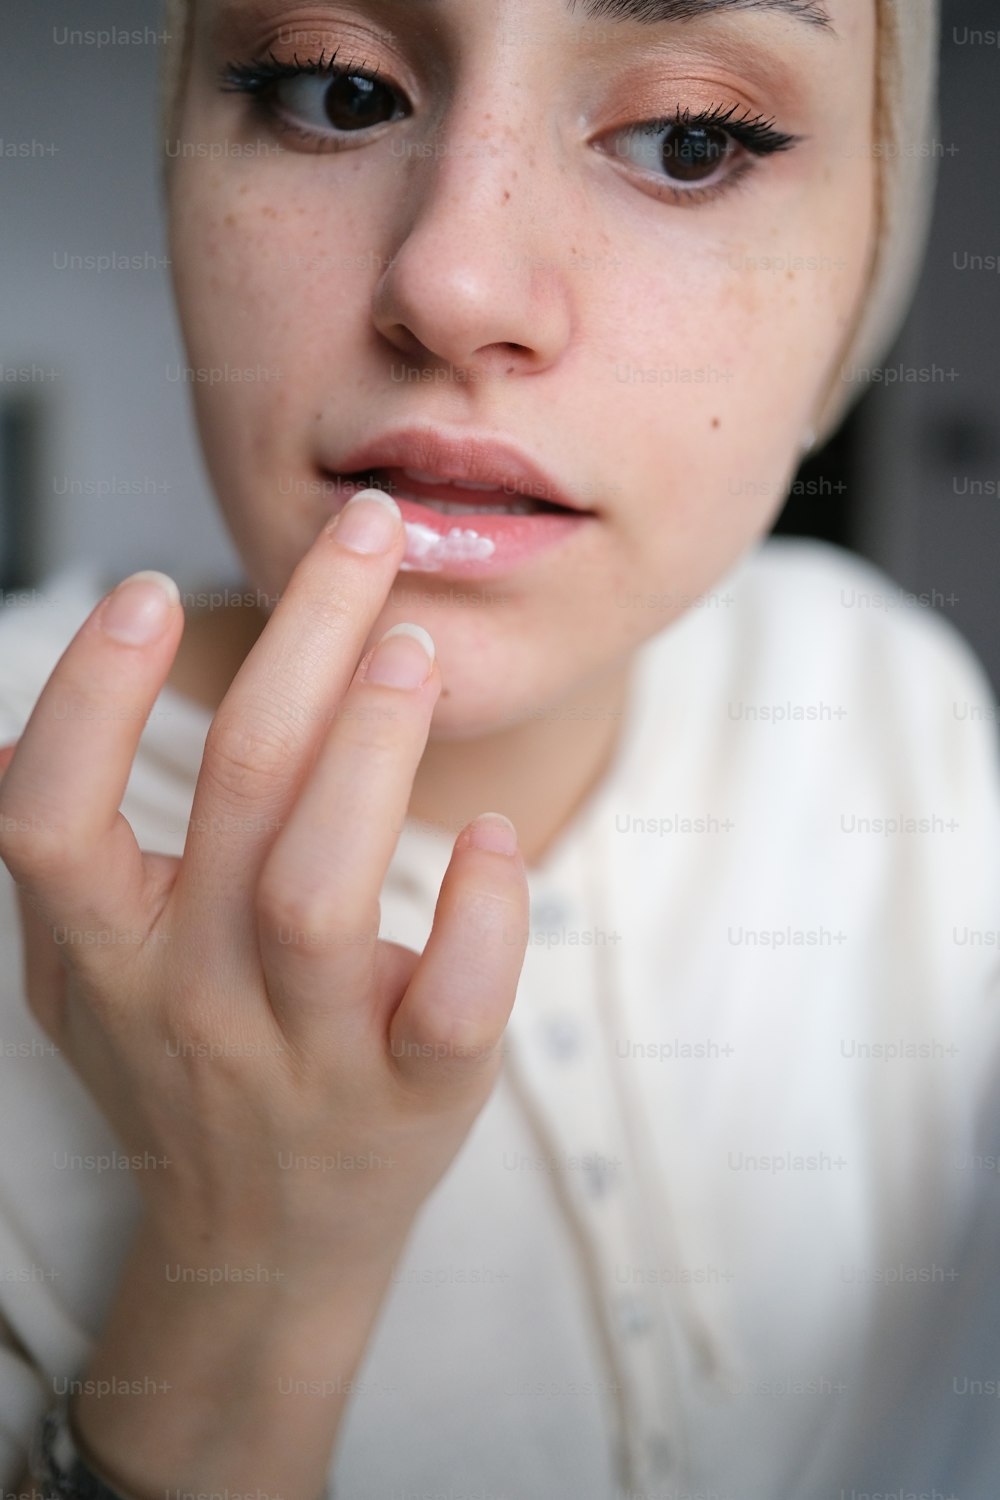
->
[586,172,873,617]
[609,167,872,470]
[168,170,349,487]
[170,171,303,365]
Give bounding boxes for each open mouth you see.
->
[341,465,583,517]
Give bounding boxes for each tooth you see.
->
[450,479,504,492]
[416,495,538,517]
[403,467,453,486]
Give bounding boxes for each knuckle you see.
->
[202,712,292,802]
[310,587,357,636]
[336,697,413,757]
[255,878,324,940]
[394,1009,501,1079]
[454,881,523,932]
[256,874,379,951]
[0,818,71,881]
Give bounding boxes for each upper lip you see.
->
[330,427,593,513]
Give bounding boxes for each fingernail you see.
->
[462,813,519,857]
[333,490,401,555]
[363,623,435,689]
[99,570,180,646]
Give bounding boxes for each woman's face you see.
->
[167,0,876,738]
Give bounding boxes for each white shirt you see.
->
[1,538,998,1498]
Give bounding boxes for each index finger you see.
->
[173,490,407,936]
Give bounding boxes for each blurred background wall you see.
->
[0,0,241,598]
[1,0,998,693]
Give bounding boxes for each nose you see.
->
[369,92,574,380]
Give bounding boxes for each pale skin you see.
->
[0,0,876,1493]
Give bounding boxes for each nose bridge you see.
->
[403,61,551,235]
[373,58,573,367]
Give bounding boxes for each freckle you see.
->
[786,270,795,281]
[503,190,510,203]
[711,417,721,430]
[223,213,235,228]
[261,205,278,220]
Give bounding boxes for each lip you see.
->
[325,474,593,580]
[323,425,598,580]
[331,426,593,515]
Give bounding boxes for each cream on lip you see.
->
[331,465,591,581]
[399,519,497,572]
[336,478,498,572]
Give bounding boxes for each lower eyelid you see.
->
[262,81,409,141]
[603,147,760,208]
[602,132,743,185]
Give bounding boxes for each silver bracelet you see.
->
[28,1389,337,1500]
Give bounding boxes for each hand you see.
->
[0,494,530,1281]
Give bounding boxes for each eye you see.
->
[274,69,406,136]
[603,105,800,199]
[620,120,734,185]
[220,52,411,147]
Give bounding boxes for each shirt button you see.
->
[581,1150,619,1198]
[530,894,570,929]
[646,1430,674,1476]
[613,1293,654,1338]
[540,1014,583,1060]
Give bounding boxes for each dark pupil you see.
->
[324,74,391,131]
[662,125,729,182]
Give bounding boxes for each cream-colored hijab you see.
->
[157,0,940,448]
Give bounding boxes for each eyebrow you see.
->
[214,0,836,36]
[566,0,834,30]
[210,0,838,51]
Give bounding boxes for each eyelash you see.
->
[218,49,801,206]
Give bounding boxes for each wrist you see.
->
[62,1218,405,1500]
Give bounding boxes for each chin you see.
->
[424,680,529,743]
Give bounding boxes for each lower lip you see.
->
[327,474,595,579]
